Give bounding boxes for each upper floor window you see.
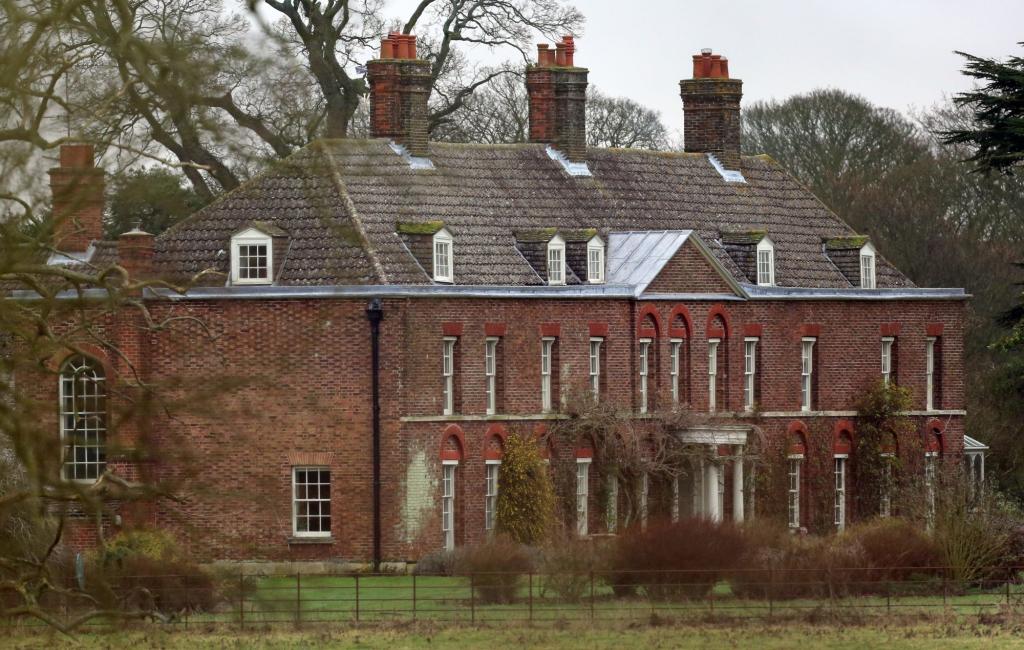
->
[881,337,894,386]
[547,235,566,285]
[801,337,816,412]
[926,337,937,411]
[60,355,106,482]
[484,337,498,415]
[707,338,720,412]
[442,337,457,415]
[541,337,555,412]
[743,337,758,411]
[670,339,682,405]
[231,228,273,284]
[589,338,603,400]
[756,237,775,286]
[587,236,605,283]
[860,243,876,289]
[638,338,651,414]
[433,228,454,283]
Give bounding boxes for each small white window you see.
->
[880,452,894,518]
[587,236,605,284]
[231,228,273,284]
[743,337,758,412]
[293,467,331,537]
[788,456,802,529]
[707,339,719,412]
[485,337,498,415]
[442,337,456,415]
[547,234,566,285]
[589,338,602,400]
[801,338,815,412]
[756,237,775,287]
[926,337,936,411]
[540,337,554,412]
[485,461,500,532]
[638,338,651,414]
[433,228,453,283]
[834,455,847,531]
[576,458,591,536]
[860,242,876,289]
[881,337,894,386]
[442,461,457,550]
[670,339,682,405]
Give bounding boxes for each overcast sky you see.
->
[383,0,1023,129]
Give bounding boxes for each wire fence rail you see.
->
[5,566,1024,629]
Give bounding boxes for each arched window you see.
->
[59,355,106,481]
[433,228,454,283]
[756,236,775,286]
[547,234,566,285]
[859,242,876,289]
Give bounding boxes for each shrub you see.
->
[495,433,555,545]
[731,523,832,600]
[455,537,533,604]
[413,550,457,576]
[537,534,612,602]
[609,518,746,600]
[844,518,941,586]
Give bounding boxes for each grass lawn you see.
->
[5,620,1024,649]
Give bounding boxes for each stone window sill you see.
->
[288,536,335,545]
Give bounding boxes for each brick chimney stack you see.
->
[49,144,105,252]
[117,228,155,282]
[367,33,432,157]
[680,49,743,170]
[526,35,588,162]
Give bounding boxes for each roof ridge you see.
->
[317,140,389,284]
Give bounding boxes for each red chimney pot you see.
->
[554,42,567,66]
[408,35,417,59]
[380,38,394,59]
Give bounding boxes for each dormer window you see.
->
[433,228,453,283]
[587,236,605,283]
[547,234,565,285]
[756,237,775,286]
[860,243,876,289]
[231,227,274,285]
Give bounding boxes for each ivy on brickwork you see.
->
[853,380,918,518]
[495,433,554,545]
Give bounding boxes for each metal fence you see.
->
[6,566,1024,629]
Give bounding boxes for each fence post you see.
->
[183,574,189,629]
[942,570,948,608]
[355,573,360,622]
[589,571,595,621]
[296,572,302,626]
[768,568,774,621]
[412,573,417,621]
[239,570,245,630]
[470,573,476,624]
[886,579,891,615]
[709,575,715,615]
[528,572,534,623]
[1007,567,1012,606]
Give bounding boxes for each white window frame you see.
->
[743,337,758,412]
[442,461,458,550]
[442,337,456,416]
[484,460,500,532]
[432,228,454,283]
[860,242,876,289]
[880,452,894,518]
[589,338,603,400]
[925,451,937,530]
[926,337,936,411]
[834,455,847,531]
[587,235,605,283]
[707,338,719,412]
[670,339,682,405]
[881,337,894,386]
[638,338,651,414]
[606,474,619,533]
[59,356,106,482]
[547,234,566,285]
[576,458,591,536]
[801,337,816,412]
[230,228,273,285]
[484,337,498,415]
[756,236,775,287]
[787,455,803,530]
[292,467,332,538]
[639,472,649,530]
[540,337,554,412]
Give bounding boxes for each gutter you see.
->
[365,298,384,571]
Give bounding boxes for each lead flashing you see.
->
[546,145,592,177]
[707,154,746,183]
[388,141,435,170]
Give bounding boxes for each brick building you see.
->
[25,36,974,565]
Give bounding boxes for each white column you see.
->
[705,457,721,522]
[733,446,745,523]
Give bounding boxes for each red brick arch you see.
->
[440,424,466,461]
[706,304,731,339]
[637,304,663,338]
[668,305,693,338]
[788,420,808,455]
[483,424,508,460]
[924,418,945,454]
[47,343,116,380]
[833,420,854,455]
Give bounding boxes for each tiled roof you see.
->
[153,139,914,289]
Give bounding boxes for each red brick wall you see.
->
[645,240,735,294]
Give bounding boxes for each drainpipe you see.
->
[366,298,384,571]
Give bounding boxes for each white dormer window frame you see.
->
[433,228,454,283]
[547,235,566,285]
[587,235,605,284]
[231,228,273,285]
[860,243,876,289]
[756,237,775,287]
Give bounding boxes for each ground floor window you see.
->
[293,467,331,537]
[576,459,591,536]
[834,456,847,531]
[788,456,802,529]
[485,461,500,532]
[442,462,457,550]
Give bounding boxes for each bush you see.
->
[455,537,533,604]
[495,434,555,545]
[537,534,612,602]
[413,549,456,576]
[844,518,941,587]
[609,518,746,600]
[731,523,832,600]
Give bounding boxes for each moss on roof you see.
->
[824,235,870,250]
[721,229,767,245]
[396,220,445,235]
